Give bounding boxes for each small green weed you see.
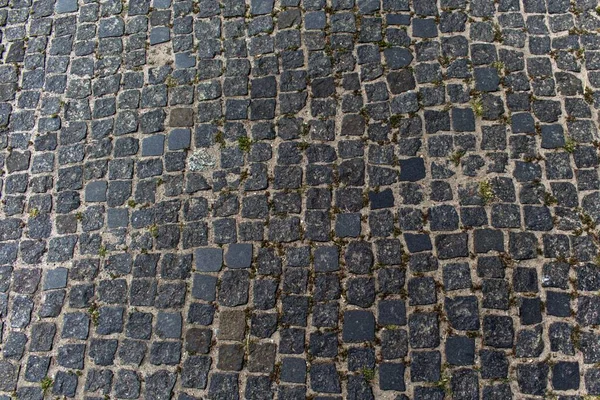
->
[563,138,577,153]
[471,98,484,117]
[88,303,100,326]
[148,224,159,238]
[238,136,252,152]
[479,181,495,204]
[491,61,505,74]
[389,114,402,128]
[449,150,466,167]
[361,368,375,381]
[584,87,594,104]
[40,377,53,393]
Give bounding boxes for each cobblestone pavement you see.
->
[2,0,600,398]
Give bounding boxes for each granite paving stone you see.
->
[0,0,598,397]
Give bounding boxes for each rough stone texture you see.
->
[0,0,599,398]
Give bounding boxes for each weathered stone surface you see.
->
[0,2,595,398]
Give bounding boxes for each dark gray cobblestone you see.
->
[0,0,600,398]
